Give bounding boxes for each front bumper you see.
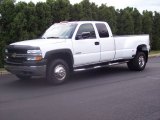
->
[5,65,46,76]
[4,59,47,76]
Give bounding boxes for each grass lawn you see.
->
[0,68,5,71]
[149,51,160,55]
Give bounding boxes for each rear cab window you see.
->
[95,23,109,38]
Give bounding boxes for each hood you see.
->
[11,39,66,47]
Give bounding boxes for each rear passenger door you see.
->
[95,23,115,62]
[73,23,100,66]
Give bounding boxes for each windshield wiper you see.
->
[41,37,45,39]
[46,37,59,39]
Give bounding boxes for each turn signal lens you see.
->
[35,56,43,61]
[27,56,43,61]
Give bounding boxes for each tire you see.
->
[46,59,70,85]
[16,75,32,80]
[127,52,147,71]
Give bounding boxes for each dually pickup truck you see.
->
[4,21,150,84]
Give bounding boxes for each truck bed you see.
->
[113,34,150,59]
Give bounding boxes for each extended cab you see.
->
[4,21,150,84]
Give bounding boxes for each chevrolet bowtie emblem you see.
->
[12,53,16,58]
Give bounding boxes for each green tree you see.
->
[152,12,160,50]
[98,4,117,34]
[0,0,15,67]
[0,0,160,67]
[142,10,153,34]
[11,2,28,42]
[47,0,70,23]
[70,0,98,21]
[0,0,15,43]
[36,2,52,36]
[132,8,142,34]
[80,0,92,20]
[90,2,98,20]
[26,2,37,39]
[70,3,83,21]
[116,9,134,35]
[142,10,153,48]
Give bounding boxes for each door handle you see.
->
[95,42,99,45]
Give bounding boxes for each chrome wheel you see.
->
[47,59,70,85]
[127,52,146,71]
[138,55,145,68]
[54,64,66,81]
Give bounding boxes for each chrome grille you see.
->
[5,46,28,64]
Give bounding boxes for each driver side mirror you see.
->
[75,32,90,40]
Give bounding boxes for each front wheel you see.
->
[127,52,147,71]
[46,59,70,85]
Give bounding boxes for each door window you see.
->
[76,23,96,40]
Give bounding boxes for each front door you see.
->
[73,23,100,67]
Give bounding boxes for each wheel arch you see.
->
[44,49,74,71]
[137,44,148,62]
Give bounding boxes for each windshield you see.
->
[42,23,78,39]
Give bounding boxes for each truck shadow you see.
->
[6,65,131,88]
[70,65,130,82]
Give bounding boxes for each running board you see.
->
[74,61,129,72]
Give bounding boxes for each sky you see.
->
[16,0,160,13]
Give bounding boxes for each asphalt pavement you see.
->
[0,57,160,120]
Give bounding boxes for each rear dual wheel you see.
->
[127,52,147,71]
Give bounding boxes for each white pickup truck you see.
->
[4,21,150,84]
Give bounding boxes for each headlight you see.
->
[27,50,43,61]
[27,50,42,55]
